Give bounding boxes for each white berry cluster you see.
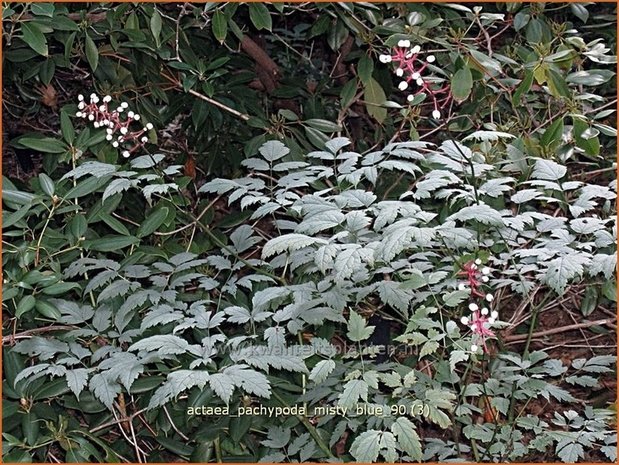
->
[378,39,450,120]
[76,93,154,158]
[456,258,499,354]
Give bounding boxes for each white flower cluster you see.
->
[75,93,154,158]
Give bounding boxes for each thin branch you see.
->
[2,325,77,345]
[161,71,250,121]
[163,405,190,441]
[503,319,613,342]
[89,407,149,433]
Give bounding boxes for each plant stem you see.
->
[271,391,334,459]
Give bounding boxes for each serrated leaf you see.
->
[376,281,412,314]
[130,154,165,169]
[443,289,469,307]
[102,178,134,201]
[339,379,368,408]
[350,430,381,462]
[532,158,567,181]
[259,140,289,162]
[309,359,336,384]
[556,441,584,463]
[262,426,291,449]
[62,161,117,180]
[420,340,439,358]
[262,234,326,258]
[391,417,422,461]
[65,368,89,399]
[14,363,51,386]
[543,253,591,295]
[446,204,504,226]
[224,365,271,398]
[208,373,235,404]
[149,370,210,408]
[347,310,374,342]
[89,373,121,409]
[449,350,469,370]
[128,335,189,356]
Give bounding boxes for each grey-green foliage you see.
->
[199,136,615,462]
[12,136,616,462]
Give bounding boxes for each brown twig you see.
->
[90,407,149,433]
[161,71,250,121]
[332,36,354,84]
[2,325,77,345]
[503,319,613,342]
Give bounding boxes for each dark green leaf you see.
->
[357,54,374,85]
[570,3,589,23]
[364,78,387,123]
[573,117,600,156]
[3,204,32,228]
[303,119,341,133]
[60,111,75,144]
[21,412,40,446]
[540,117,564,148]
[340,78,358,108]
[38,173,54,196]
[212,10,227,43]
[21,22,48,56]
[526,18,550,44]
[546,69,571,99]
[137,207,169,237]
[64,176,110,200]
[41,282,81,296]
[84,235,139,252]
[3,189,38,205]
[35,300,61,320]
[85,33,99,71]
[451,66,473,102]
[18,137,67,154]
[31,3,55,17]
[248,3,272,31]
[512,71,533,106]
[16,295,36,318]
[150,9,162,42]
[513,11,530,31]
[68,214,87,238]
[100,213,131,236]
